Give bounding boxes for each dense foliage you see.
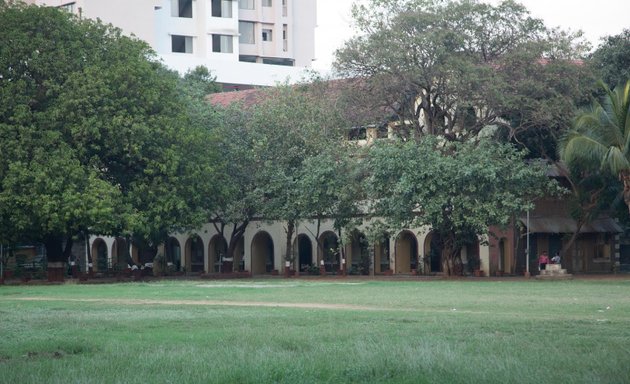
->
[215,82,350,266]
[365,137,557,273]
[560,81,630,213]
[2,0,629,278]
[0,4,218,265]
[591,29,630,89]
[334,0,594,159]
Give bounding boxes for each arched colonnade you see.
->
[88,222,490,276]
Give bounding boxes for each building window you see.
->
[172,35,193,53]
[211,0,233,18]
[262,57,294,66]
[262,0,272,6]
[239,21,255,44]
[239,55,257,63]
[212,34,233,53]
[377,125,389,139]
[262,28,272,42]
[238,0,254,10]
[59,2,75,13]
[282,24,287,51]
[348,127,367,141]
[594,234,611,261]
[171,0,192,18]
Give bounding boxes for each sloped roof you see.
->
[205,79,393,128]
[520,216,622,234]
[206,88,264,108]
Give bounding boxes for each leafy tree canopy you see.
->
[365,137,559,274]
[590,29,630,89]
[213,81,350,263]
[334,0,594,159]
[0,3,218,262]
[560,81,630,213]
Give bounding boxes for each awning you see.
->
[519,216,623,234]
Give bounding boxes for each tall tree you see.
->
[553,162,623,265]
[209,80,350,271]
[334,0,593,158]
[560,81,630,213]
[179,66,222,131]
[0,4,218,277]
[365,137,557,275]
[206,103,263,268]
[590,29,630,89]
[241,82,348,269]
[296,143,365,263]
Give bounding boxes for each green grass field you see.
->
[1,277,629,383]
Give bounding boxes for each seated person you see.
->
[551,253,561,264]
[538,251,549,270]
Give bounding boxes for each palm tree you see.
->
[560,80,630,212]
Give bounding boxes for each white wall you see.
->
[29,0,316,86]
[291,0,316,67]
[160,53,311,85]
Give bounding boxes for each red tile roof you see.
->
[206,88,265,108]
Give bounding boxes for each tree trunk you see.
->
[284,219,295,276]
[441,236,454,276]
[560,220,585,273]
[441,249,452,276]
[226,220,249,272]
[63,235,74,261]
[337,227,346,275]
[225,239,238,273]
[621,170,630,214]
[313,218,323,254]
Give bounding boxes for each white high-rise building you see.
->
[24,0,317,88]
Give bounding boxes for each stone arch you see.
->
[318,231,339,273]
[374,233,390,274]
[91,238,108,272]
[208,235,228,273]
[251,231,274,275]
[165,237,181,271]
[395,230,418,274]
[295,234,313,272]
[234,236,245,272]
[464,238,481,273]
[347,230,369,275]
[111,237,128,269]
[185,235,205,273]
[423,231,443,273]
[497,238,507,275]
[135,243,157,265]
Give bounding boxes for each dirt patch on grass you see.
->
[12,297,391,311]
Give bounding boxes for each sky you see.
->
[314,0,630,72]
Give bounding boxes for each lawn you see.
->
[1,277,629,383]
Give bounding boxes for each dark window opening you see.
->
[262,29,272,42]
[176,0,192,17]
[212,34,233,53]
[211,0,232,17]
[348,127,367,141]
[171,35,192,53]
[261,57,294,66]
[239,55,257,63]
[377,125,388,139]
